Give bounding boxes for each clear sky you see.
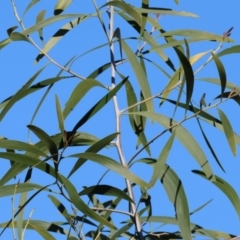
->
[0,0,240,239]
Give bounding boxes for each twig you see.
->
[10,0,85,80]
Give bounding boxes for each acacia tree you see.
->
[0,0,240,239]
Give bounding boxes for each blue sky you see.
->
[0,0,240,239]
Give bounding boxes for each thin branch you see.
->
[10,0,85,80]
[128,91,239,165]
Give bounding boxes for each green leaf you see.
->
[0,183,50,197]
[63,79,105,119]
[211,53,226,98]
[30,224,56,240]
[0,64,49,119]
[124,79,150,154]
[128,111,215,180]
[68,132,118,178]
[72,77,128,132]
[193,170,240,218]
[160,164,191,240]
[101,1,142,26]
[174,48,194,109]
[9,32,31,43]
[68,152,149,188]
[0,139,47,158]
[79,185,133,203]
[27,125,59,162]
[217,108,236,156]
[59,175,117,230]
[36,10,46,45]
[35,17,86,63]
[55,95,65,142]
[149,132,175,187]
[135,8,198,18]
[214,91,240,106]
[54,0,72,15]
[160,30,233,43]
[22,0,40,18]
[217,45,240,57]
[121,40,153,112]
[140,0,149,38]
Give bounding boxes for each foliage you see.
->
[0,0,240,239]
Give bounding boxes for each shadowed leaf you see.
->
[54,0,72,15]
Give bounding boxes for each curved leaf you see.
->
[79,185,133,203]
[174,48,194,109]
[59,175,116,230]
[101,1,142,25]
[9,32,31,43]
[22,0,40,19]
[217,108,236,156]
[149,132,175,187]
[193,170,240,218]
[211,53,226,98]
[55,95,65,142]
[68,132,118,178]
[128,112,215,180]
[27,125,59,162]
[121,40,153,112]
[160,164,191,240]
[36,10,46,45]
[68,152,149,188]
[63,79,105,119]
[217,45,240,57]
[72,77,128,132]
[54,0,72,15]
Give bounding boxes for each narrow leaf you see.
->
[212,53,226,98]
[9,32,31,43]
[22,0,40,18]
[72,77,128,132]
[55,95,65,142]
[174,48,194,109]
[27,125,59,162]
[193,170,240,218]
[54,0,72,15]
[217,108,236,156]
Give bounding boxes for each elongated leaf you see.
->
[128,112,215,180]
[0,183,50,197]
[135,8,198,18]
[217,108,236,156]
[0,76,73,111]
[72,77,128,132]
[9,32,31,43]
[217,45,240,57]
[193,170,240,218]
[160,30,233,42]
[35,17,85,63]
[0,139,47,157]
[30,224,56,240]
[22,0,40,18]
[36,10,46,45]
[79,185,133,203]
[174,48,194,109]
[214,91,240,106]
[211,53,226,98]
[158,97,222,124]
[48,195,70,222]
[160,164,191,240]
[124,79,150,154]
[27,125,59,162]
[68,152,149,188]
[68,132,118,178]
[149,132,175,187]
[0,64,48,120]
[101,1,142,25]
[55,95,65,142]
[196,78,240,92]
[63,79,105,119]
[54,0,72,15]
[190,199,213,215]
[140,0,149,38]
[121,40,153,112]
[59,175,116,230]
